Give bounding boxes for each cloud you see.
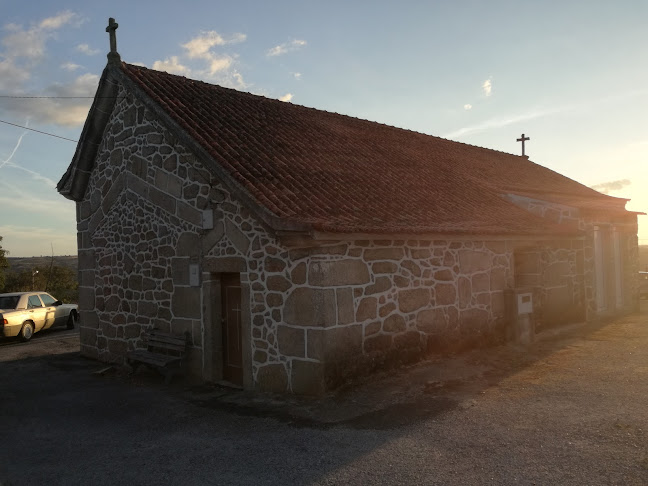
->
[75,43,99,55]
[590,179,632,194]
[0,181,75,218]
[182,31,246,60]
[208,55,233,74]
[60,62,81,71]
[443,105,569,139]
[2,11,80,60]
[151,30,248,89]
[5,161,57,187]
[39,11,80,30]
[464,104,472,110]
[267,39,307,57]
[279,93,293,102]
[0,58,29,91]
[444,90,648,140]
[152,56,190,75]
[482,78,492,97]
[0,125,29,171]
[1,73,99,127]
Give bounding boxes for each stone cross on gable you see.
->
[517,133,530,157]
[106,17,121,64]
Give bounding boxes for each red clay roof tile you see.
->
[120,63,627,236]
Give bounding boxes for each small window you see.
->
[28,295,43,309]
[40,294,57,306]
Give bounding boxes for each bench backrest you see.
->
[144,329,189,356]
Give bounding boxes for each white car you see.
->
[0,292,79,341]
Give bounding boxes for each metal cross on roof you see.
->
[106,18,121,64]
[516,133,530,157]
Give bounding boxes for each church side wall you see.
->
[267,239,514,393]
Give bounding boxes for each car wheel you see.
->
[66,312,77,330]
[19,321,35,342]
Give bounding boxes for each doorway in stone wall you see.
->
[221,273,243,385]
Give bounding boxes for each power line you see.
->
[0,120,78,143]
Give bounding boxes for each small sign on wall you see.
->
[189,264,200,287]
[517,292,533,315]
[202,209,214,230]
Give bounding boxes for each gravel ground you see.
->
[1,303,647,485]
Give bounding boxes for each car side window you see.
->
[28,295,43,309]
[40,294,57,306]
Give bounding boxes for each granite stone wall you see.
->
[257,239,514,393]
[505,193,639,320]
[514,241,585,331]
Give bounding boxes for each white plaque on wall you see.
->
[189,264,200,287]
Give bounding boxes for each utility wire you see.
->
[0,119,78,143]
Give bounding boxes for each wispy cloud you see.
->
[2,11,81,60]
[75,43,99,55]
[39,11,81,30]
[0,11,90,126]
[0,181,75,218]
[444,90,648,140]
[590,179,632,194]
[464,104,472,110]
[60,61,81,71]
[182,31,245,59]
[279,93,293,102]
[207,55,233,74]
[151,30,248,89]
[1,73,99,127]
[0,57,30,91]
[267,39,307,57]
[5,161,57,187]
[152,56,190,75]
[0,125,28,171]
[482,78,492,97]
[443,107,563,139]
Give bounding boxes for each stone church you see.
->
[58,30,640,394]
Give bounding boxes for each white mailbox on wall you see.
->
[189,264,200,287]
[517,292,533,315]
[505,288,535,344]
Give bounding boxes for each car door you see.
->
[39,293,59,329]
[27,294,49,332]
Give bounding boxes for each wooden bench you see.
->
[127,329,190,384]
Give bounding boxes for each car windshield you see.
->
[0,296,20,310]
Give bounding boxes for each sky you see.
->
[0,0,646,257]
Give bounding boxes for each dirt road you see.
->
[1,304,647,485]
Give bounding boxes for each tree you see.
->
[2,264,78,303]
[0,236,8,292]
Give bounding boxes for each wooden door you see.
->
[221,273,243,385]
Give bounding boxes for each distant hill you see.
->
[7,256,78,274]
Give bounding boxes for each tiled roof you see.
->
[119,63,627,236]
